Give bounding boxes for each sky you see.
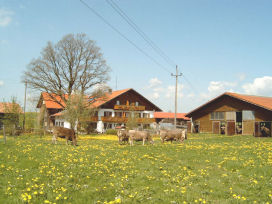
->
[0,0,272,113]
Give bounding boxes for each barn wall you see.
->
[243,121,254,135]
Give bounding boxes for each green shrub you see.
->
[105,129,117,135]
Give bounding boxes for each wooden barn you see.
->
[186,92,272,136]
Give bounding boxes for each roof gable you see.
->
[37,93,67,109]
[94,88,162,111]
[186,92,272,117]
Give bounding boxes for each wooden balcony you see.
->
[80,116,98,122]
[101,116,155,123]
[114,105,145,111]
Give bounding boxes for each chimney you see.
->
[108,88,112,94]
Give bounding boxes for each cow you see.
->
[128,130,154,146]
[117,129,129,144]
[261,125,271,137]
[52,126,77,146]
[160,129,186,143]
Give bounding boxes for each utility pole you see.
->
[171,65,182,129]
[23,82,27,131]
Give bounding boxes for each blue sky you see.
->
[1,0,272,112]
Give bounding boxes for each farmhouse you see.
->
[186,92,272,136]
[37,88,162,133]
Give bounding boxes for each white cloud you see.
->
[207,81,236,93]
[152,92,160,99]
[165,84,183,99]
[242,76,272,96]
[201,81,237,100]
[0,8,14,27]
[0,80,4,86]
[148,77,162,88]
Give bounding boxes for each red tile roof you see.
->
[226,92,272,111]
[186,92,272,117]
[154,112,190,120]
[0,102,23,114]
[89,88,131,108]
[39,88,133,109]
[40,93,68,109]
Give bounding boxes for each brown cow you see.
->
[128,130,154,146]
[117,129,129,144]
[261,126,271,137]
[160,129,186,143]
[52,127,77,146]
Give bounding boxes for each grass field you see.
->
[0,134,272,204]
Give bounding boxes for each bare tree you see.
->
[22,33,111,108]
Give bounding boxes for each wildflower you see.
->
[115,198,121,203]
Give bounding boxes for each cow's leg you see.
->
[52,135,57,144]
[72,138,77,146]
[142,139,145,146]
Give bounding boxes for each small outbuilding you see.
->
[186,92,272,136]
[154,112,189,129]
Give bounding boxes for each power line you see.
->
[79,0,171,74]
[79,0,201,95]
[106,0,176,68]
[183,74,200,95]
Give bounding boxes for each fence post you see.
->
[3,124,6,144]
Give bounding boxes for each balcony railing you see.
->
[114,105,145,111]
[101,116,155,123]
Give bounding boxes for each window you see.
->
[242,110,255,120]
[104,111,112,117]
[116,100,120,105]
[211,112,225,120]
[115,112,122,117]
[135,101,139,106]
[226,112,235,121]
[143,113,150,118]
[61,122,64,127]
[125,112,129,117]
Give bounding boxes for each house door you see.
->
[212,121,220,134]
[227,121,235,135]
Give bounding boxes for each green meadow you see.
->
[0,134,272,203]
